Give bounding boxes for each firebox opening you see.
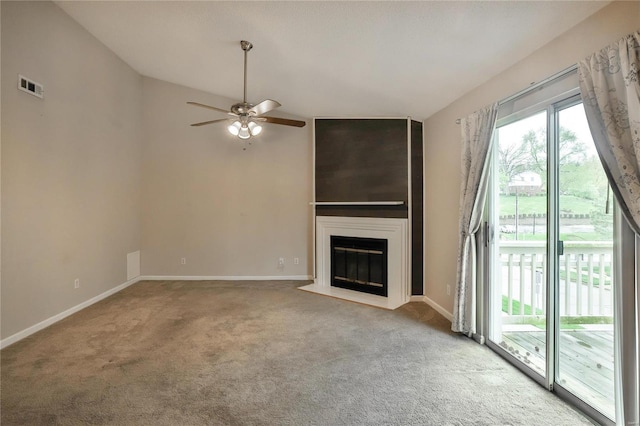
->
[330,236,388,297]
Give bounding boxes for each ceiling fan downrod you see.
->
[240,40,253,105]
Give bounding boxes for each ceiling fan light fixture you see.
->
[238,126,251,140]
[228,121,241,136]
[248,121,262,136]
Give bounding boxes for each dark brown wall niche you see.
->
[410,120,424,296]
[314,118,424,295]
[315,119,408,216]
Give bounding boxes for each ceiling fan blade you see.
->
[249,99,281,116]
[187,101,230,114]
[190,119,228,127]
[262,116,306,128]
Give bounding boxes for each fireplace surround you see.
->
[299,216,408,309]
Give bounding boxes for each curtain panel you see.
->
[578,30,640,426]
[452,104,498,334]
[578,31,640,234]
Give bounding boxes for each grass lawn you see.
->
[500,232,608,241]
[560,266,611,287]
[502,296,613,329]
[502,295,543,316]
[499,193,612,241]
[499,194,597,216]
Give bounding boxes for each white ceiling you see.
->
[55,1,609,121]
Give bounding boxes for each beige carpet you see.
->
[1,280,592,425]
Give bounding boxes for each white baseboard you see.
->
[423,296,454,322]
[0,274,436,349]
[0,276,141,350]
[139,275,313,281]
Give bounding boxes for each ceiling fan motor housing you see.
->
[230,103,255,115]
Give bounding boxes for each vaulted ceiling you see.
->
[55,1,609,121]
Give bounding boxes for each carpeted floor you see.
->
[1,280,592,425]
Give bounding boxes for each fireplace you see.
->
[299,216,408,310]
[331,236,387,297]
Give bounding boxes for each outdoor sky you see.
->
[497,103,598,158]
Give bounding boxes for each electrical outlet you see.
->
[294,257,299,265]
[74,279,80,289]
[446,284,451,296]
[181,257,186,265]
[278,257,285,267]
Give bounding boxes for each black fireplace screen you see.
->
[330,236,388,297]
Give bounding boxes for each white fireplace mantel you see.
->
[299,216,409,310]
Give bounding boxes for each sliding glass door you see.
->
[555,102,615,419]
[487,91,617,422]
[489,110,549,378]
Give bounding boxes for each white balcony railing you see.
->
[499,241,613,319]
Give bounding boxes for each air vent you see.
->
[18,74,44,99]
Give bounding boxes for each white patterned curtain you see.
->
[452,104,498,334]
[578,30,640,426]
[578,31,640,234]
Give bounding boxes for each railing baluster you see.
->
[587,254,594,315]
[508,253,513,315]
[599,253,605,315]
[576,255,582,316]
[519,254,525,315]
[530,255,536,315]
[542,253,547,314]
[564,254,570,316]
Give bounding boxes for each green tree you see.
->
[521,127,587,173]
[498,127,587,193]
[497,142,530,192]
[590,202,614,240]
[561,156,608,200]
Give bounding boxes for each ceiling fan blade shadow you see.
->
[187,101,231,114]
[190,119,228,127]
[262,116,306,128]
[249,99,281,116]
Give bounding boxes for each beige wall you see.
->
[423,1,640,315]
[1,1,143,339]
[0,1,312,343]
[140,77,312,278]
[2,0,634,343]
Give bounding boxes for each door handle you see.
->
[484,221,491,247]
[558,240,564,256]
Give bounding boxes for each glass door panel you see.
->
[487,81,620,423]
[489,110,548,378]
[556,103,615,419]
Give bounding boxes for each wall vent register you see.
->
[18,75,44,99]
[330,236,388,297]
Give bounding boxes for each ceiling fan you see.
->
[188,40,305,140]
